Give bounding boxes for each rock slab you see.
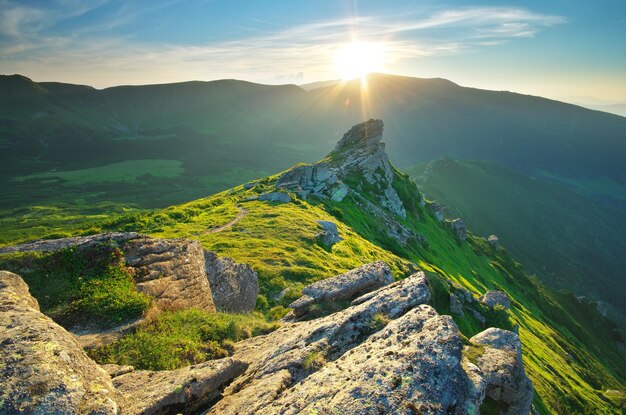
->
[289,260,394,317]
[112,358,248,415]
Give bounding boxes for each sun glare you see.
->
[336,42,385,80]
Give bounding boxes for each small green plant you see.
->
[463,344,486,365]
[268,305,290,321]
[371,312,391,331]
[302,350,326,373]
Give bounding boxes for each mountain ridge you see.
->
[2,71,625,221]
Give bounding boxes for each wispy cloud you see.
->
[0,4,566,86]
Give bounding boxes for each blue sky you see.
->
[0,0,624,101]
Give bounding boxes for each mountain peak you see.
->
[331,118,384,156]
[275,120,408,226]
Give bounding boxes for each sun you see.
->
[335,42,385,80]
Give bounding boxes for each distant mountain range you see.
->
[2,72,625,213]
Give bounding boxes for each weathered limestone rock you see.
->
[0,271,121,414]
[124,237,217,312]
[112,358,248,415]
[102,364,135,378]
[208,269,533,415]
[449,218,467,241]
[76,318,143,350]
[258,191,292,203]
[289,260,394,317]
[488,234,500,247]
[314,220,343,247]
[469,328,534,414]
[481,290,511,310]
[261,306,466,415]
[208,271,432,415]
[452,282,474,303]
[205,251,259,313]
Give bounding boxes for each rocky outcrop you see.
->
[275,119,405,219]
[258,191,292,203]
[207,269,533,415]
[314,220,343,247]
[256,306,466,415]
[124,237,217,312]
[468,328,534,414]
[481,290,511,310]
[0,271,121,414]
[1,258,534,415]
[0,271,249,415]
[288,261,394,317]
[449,218,467,241]
[111,358,248,415]
[205,251,259,313]
[209,271,432,415]
[275,120,426,246]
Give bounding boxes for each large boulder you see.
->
[111,358,248,415]
[0,271,121,414]
[204,251,259,313]
[314,220,343,247]
[124,237,217,312]
[257,306,466,415]
[469,328,534,414]
[289,260,394,317]
[481,290,511,310]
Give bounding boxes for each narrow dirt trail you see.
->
[204,206,247,234]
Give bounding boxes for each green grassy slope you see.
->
[405,159,626,317]
[1,160,623,413]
